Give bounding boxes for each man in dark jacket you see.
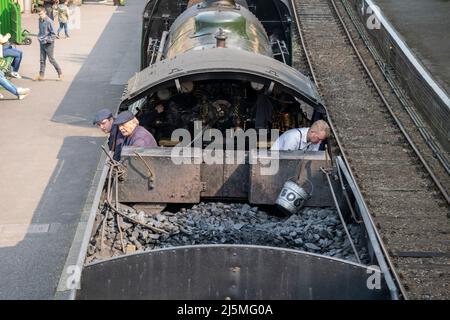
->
[35,7,62,81]
[114,111,157,149]
[93,109,124,161]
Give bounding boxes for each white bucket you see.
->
[275,180,311,215]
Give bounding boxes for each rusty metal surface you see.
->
[200,163,224,197]
[119,148,332,205]
[199,152,249,198]
[222,161,249,198]
[249,150,333,206]
[119,147,201,203]
[77,244,390,300]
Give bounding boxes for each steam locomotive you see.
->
[67,0,393,300]
[120,0,325,144]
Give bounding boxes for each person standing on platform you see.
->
[35,8,63,81]
[57,0,70,38]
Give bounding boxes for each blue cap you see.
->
[113,110,135,125]
[93,108,113,125]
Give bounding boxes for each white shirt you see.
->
[271,128,321,151]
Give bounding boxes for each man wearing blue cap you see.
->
[114,110,157,149]
[93,108,124,161]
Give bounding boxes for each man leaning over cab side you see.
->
[271,119,331,151]
[93,108,124,161]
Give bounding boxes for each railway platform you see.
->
[0,1,143,299]
[374,0,450,97]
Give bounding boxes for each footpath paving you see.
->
[0,0,143,299]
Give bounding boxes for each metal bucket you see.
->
[275,180,311,215]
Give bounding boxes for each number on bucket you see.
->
[281,188,303,207]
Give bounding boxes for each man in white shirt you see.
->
[271,119,330,151]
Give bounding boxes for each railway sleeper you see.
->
[355,173,431,191]
[393,257,450,299]
[365,191,446,216]
[376,231,450,253]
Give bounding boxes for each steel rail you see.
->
[289,0,406,299]
[298,0,450,296]
[328,0,450,205]
[320,167,361,263]
[339,0,450,176]
[335,157,400,300]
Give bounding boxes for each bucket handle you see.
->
[287,176,314,197]
[293,160,314,196]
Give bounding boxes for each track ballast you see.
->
[291,0,450,299]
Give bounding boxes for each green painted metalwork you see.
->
[0,56,14,73]
[0,0,29,44]
[165,4,272,60]
[195,11,247,37]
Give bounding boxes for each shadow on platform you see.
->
[51,4,137,127]
[0,0,142,299]
[0,135,103,299]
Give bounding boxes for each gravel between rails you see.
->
[292,0,450,299]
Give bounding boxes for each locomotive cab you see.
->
[124,0,325,150]
[115,0,334,212]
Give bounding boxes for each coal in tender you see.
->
[86,202,369,265]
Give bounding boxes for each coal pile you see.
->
[86,202,369,264]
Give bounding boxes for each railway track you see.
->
[291,0,450,299]
[336,0,450,197]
